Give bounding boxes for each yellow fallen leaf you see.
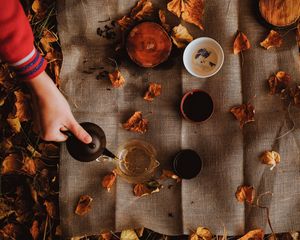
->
[235,185,256,204]
[120,229,139,240]
[260,151,280,170]
[1,154,22,175]
[238,229,264,240]
[7,116,21,133]
[171,24,193,48]
[167,0,205,30]
[196,227,213,240]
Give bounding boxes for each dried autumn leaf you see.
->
[167,0,205,30]
[235,185,256,204]
[21,156,36,175]
[102,170,117,192]
[144,83,161,101]
[135,227,144,238]
[260,151,280,170]
[120,229,139,240]
[238,229,264,240]
[26,145,42,158]
[1,154,22,175]
[260,30,283,49]
[108,69,125,88]
[159,10,170,32]
[30,220,39,240]
[230,103,255,128]
[196,227,213,240]
[40,29,57,53]
[38,142,59,157]
[44,200,56,218]
[0,138,13,152]
[189,233,199,240]
[75,195,93,216]
[123,111,148,134]
[171,24,193,48]
[160,169,181,183]
[32,0,46,18]
[268,71,292,95]
[233,31,251,54]
[14,90,31,122]
[133,180,162,197]
[117,16,134,30]
[130,0,154,20]
[7,116,21,133]
[100,230,112,240]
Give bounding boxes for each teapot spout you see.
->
[103,148,117,159]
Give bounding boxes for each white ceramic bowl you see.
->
[183,37,224,78]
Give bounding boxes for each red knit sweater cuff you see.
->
[10,48,47,80]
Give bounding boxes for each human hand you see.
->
[26,71,92,143]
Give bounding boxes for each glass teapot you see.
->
[63,122,160,183]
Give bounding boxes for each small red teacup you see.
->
[180,90,214,123]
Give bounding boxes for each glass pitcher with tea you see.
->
[63,122,160,183]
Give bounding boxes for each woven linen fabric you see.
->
[57,0,300,238]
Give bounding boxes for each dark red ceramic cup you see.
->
[180,90,214,123]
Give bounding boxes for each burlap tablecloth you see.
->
[57,0,300,238]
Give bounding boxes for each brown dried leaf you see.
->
[52,61,61,87]
[238,229,264,240]
[21,156,36,175]
[108,69,125,88]
[116,16,134,31]
[159,9,170,32]
[133,180,162,197]
[123,111,148,134]
[38,142,59,157]
[130,0,154,20]
[7,116,21,133]
[30,220,39,240]
[260,151,280,170]
[0,138,13,152]
[135,227,144,238]
[233,31,251,54]
[1,153,22,175]
[260,30,283,49]
[196,227,213,240]
[32,0,46,17]
[235,185,256,204]
[144,82,161,101]
[102,170,117,192]
[26,145,42,158]
[44,200,56,218]
[160,169,181,183]
[268,71,292,95]
[167,0,205,30]
[230,103,255,128]
[14,90,31,122]
[171,24,193,48]
[120,229,139,240]
[100,230,112,240]
[75,195,93,216]
[189,233,199,240]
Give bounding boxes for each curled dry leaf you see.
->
[21,156,36,175]
[14,90,31,122]
[117,0,153,30]
[160,169,181,183]
[260,151,280,170]
[238,229,264,240]
[233,31,251,54]
[196,227,213,240]
[171,24,193,48]
[268,71,292,95]
[1,153,22,175]
[7,116,21,133]
[159,10,170,32]
[235,185,256,204]
[102,170,117,192]
[40,28,57,53]
[44,200,56,218]
[260,30,283,49]
[108,69,125,88]
[167,0,205,30]
[30,220,39,240]
[123,111,148,134]
[144,82,161,101]
[120,229,139,240]
[230,103,255,128]
[75,195,93,216]
[133,180,162,197]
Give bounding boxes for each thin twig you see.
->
[43,215,49,240]
[276,103,295,140]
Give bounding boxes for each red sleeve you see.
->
[0,0,47,79]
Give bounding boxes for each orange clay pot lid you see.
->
[126,22,172,68]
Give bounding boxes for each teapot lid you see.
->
[66,122,106,162]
